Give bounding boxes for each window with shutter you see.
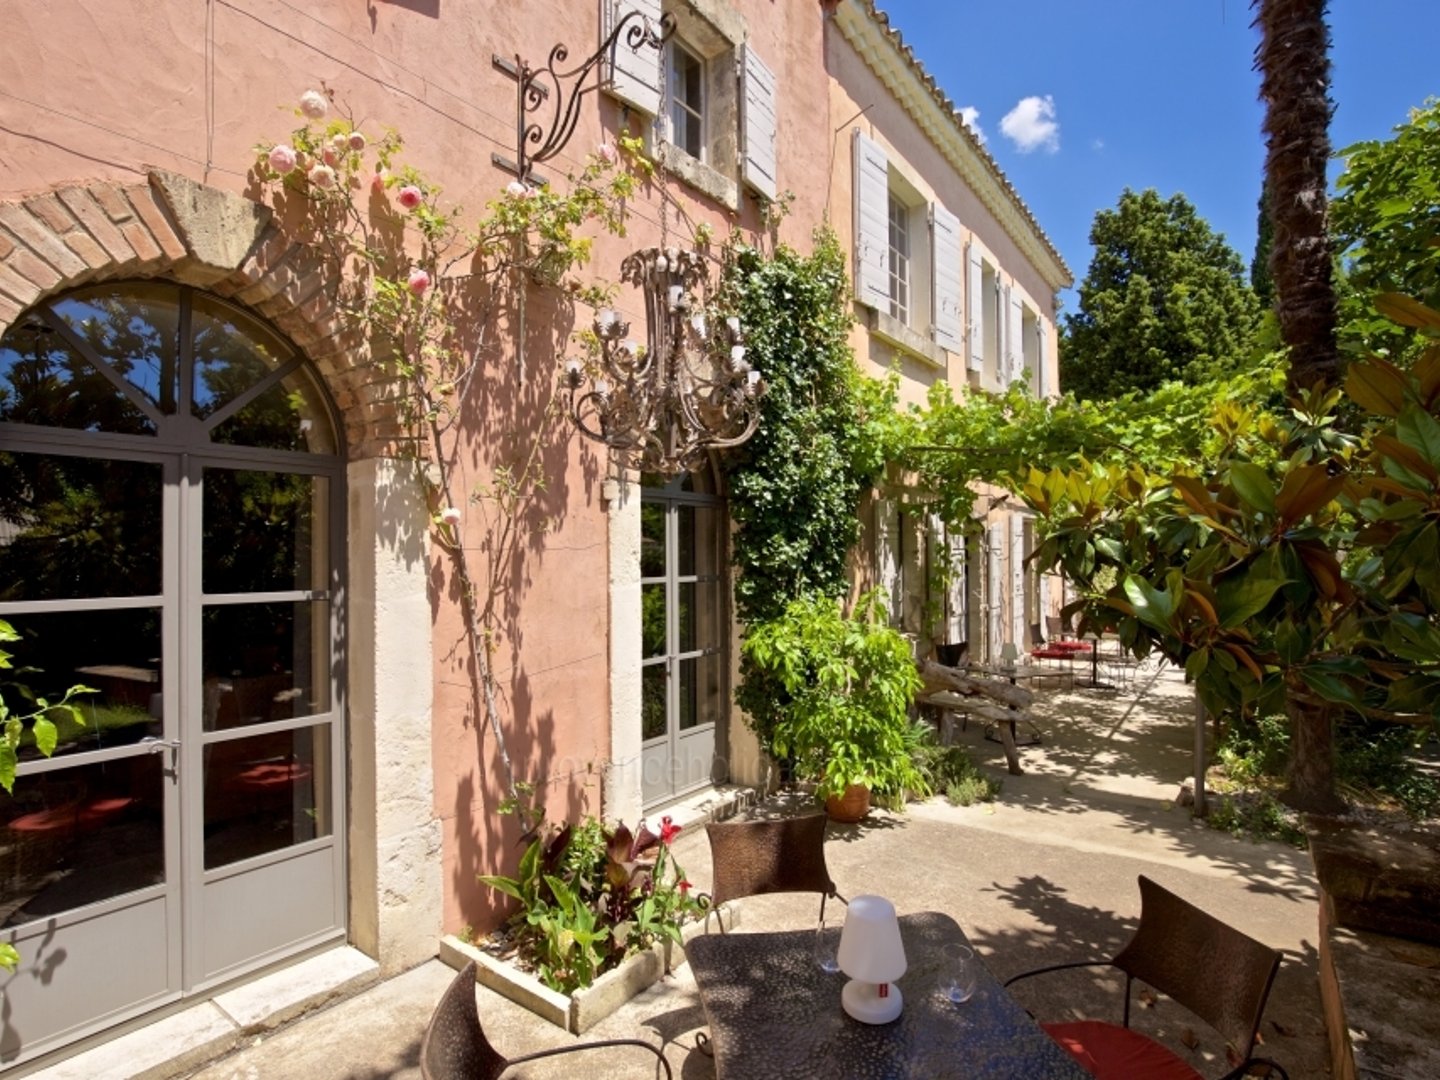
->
[853,131,891,310]
[667,40,706,159]
[931,203,964,353]
[1037,320,1050,398]
[1010,515,1027,646]
[875,499,901,628]
[741,45,777,199]
[887,191,912,323]
[987,522,1004,661]
[1006,290,1023,388]
[966,243,984,371]
[602,0,663,116]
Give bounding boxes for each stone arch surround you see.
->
[0,170,443,979]
[0,170,398,459]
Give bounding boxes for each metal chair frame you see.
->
[1004,875,1289,1080]
[703,813,845,932]
[419,961,673,1080]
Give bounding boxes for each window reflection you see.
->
[203,725,331,869]
[2,610,162,762]
[210,365,336,454]
[202,602,329,730]
[204,469,326,595]
[190,293,292,420]
[0,320,155,433]
[641,664,666,741]
[49,283,180,413]
[0,452,162,601]
[0,755,165,927]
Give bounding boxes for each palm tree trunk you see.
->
[1256,0,1341,397]
[1255,0,1344,813]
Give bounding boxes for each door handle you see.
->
[140,736,181,779]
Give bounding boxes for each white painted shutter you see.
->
[966,243,984,371]
[987,523,1004,661]
[1037,320,1050,398]
[876,499,901,626]
[602,0,662,116]
[947,528,966,643]
[930,203,964,353]
[853,130,890,309]
[1006,288,1023,388]
[1010,515,1027,646]
[741,45,778,199]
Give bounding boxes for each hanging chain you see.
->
[654,16,669,250]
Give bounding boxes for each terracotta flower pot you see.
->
[824,783,871,823]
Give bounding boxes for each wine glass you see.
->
[813,917,841,974]
[937,942,976,1003]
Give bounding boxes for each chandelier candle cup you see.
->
[837,895,908,1025]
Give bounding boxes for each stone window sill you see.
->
[659,144,739,213]
[865,307,947,369]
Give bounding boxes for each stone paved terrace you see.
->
[161,664,1330,1079]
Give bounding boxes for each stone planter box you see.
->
[439,904,737,1034]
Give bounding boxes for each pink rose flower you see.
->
[396,184,423,210]
[506,181,528,198]
[407,267,431,296]
[597,141,618,165]
[440,506,462,526]
[348,131,367,153]
[299,89,329,120]
[268,144,297,174]
[307,164,336,189]
[321,146,339,167]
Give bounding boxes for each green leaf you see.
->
[1216,554,1289,629]
[1229,463,1276,515]
[1396,405,1440,471]
[477,875,524,903]
[0,942,18,974]
[1375,292,1440,330]
[32,717,57,759]
[1185,648,1210,682]
[0,744,14,796]
[1122,575,1177,634]
[1299,667,1361,707]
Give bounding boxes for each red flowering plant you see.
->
[478,813,705,994]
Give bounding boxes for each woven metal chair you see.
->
[703,813,844,932]
[1005,875,1288,1079]
[419,961,673,1079]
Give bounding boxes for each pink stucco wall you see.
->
[0,0,831,936]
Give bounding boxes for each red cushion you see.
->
[1043,1021,1205,1080]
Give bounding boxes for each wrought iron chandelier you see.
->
[564,247,766,476]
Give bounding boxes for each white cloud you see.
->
[958,106,986,144]
[999,95,1060,154]
[1091,138,1105,152]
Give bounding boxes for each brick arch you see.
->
[0,170,393,457]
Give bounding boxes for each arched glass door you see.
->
[639,471,726,807]
[0,283,345,1064]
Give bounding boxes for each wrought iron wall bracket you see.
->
[496,9,673,186]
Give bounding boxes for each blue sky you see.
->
[874,1,1440,308]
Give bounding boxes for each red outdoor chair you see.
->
[1004,876,1289,1079]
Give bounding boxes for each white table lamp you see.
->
[837,895,907,1024]
[1000,642,1020,669]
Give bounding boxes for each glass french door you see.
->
[0,283,345,1065]
[639,473,725,807]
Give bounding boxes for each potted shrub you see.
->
[741,590,924,821]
